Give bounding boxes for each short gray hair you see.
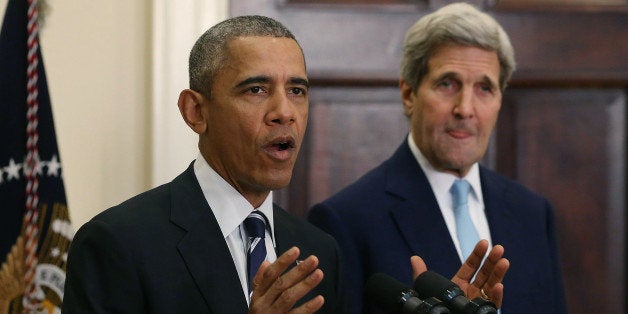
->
[189,15,300,97]
[401,3,516,92]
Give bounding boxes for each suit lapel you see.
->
[480,168,521,250]
[273,206,292,257]
[273,206,327,309]
[170,164,248,313]
[273,205,310,263]
[386,143,462,276]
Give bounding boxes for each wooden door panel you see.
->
[306,87,407,206]
[499,89,626,313]
[233,1,627,313]
[232,1,628,86]
[497,8,628,84]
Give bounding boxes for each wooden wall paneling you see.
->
[494,6,628,85]
[500,88,626,313]
[306,87,408,207]
[232,1,627,313]
[275,87,407,216]
[232,0,628,86]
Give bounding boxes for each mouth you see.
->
[263,136,296,161]
[448,130,472,139]
[274,139,294,151]
[446,125,475,139]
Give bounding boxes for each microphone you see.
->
[365,273,450,314]
[413,271,497,314]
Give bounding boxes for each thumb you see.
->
[410,255,427,281]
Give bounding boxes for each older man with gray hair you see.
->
[309,3,567,313]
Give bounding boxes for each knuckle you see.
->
[263,267,278,280]
[248,302,261,314]
[274,275,287,290]
[280,289,296,304]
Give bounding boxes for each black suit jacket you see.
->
[63,163,344,313]
[308,141,567,314]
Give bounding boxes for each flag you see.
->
[0,0,73,313]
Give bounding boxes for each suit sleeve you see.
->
[544,200,568,314]
[308,203,365,314]
[62,220,145,313]
[315,228,349,314]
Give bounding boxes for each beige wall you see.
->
[0,0,227,228]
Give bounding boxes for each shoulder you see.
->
[319,141,422,207]
[320,158,393,209]
[69,182,176,256]
[90,164,198,227]
[91,182,172,228]
[480,166,548,203]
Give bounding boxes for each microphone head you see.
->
[413,270,465,302]
[465,297,498,314]
[365,273,417,312]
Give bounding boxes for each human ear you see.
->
[399,79,415,117]
[177,89,207,134]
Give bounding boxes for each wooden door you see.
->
[232,1,627,312]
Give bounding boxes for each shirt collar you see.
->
[193,153,275,243]
[407,133,484,204]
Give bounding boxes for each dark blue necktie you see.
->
[244,211,267,294]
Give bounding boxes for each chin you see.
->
[262,174,293,191]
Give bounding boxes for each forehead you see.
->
[427,44,499,81]
[222,36,306,76]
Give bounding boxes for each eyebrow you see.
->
[235,76,271,89]
[290,77,309,88]
[480,75,498,90]
[434,71,457,82]
[435,71,497,89]
[234,75,309,89]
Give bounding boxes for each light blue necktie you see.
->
[451,179,479,261]
[452,180,498,311]
[244,211,267,295]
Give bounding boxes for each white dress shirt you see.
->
[407,134,493,262]
[193,153,278,304]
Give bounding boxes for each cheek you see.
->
[416,106,447,132]
[299,106,309,121]
[296,106,309,134]
[414,94,450,126]
[478,107,501,132]
[410,107,429,135]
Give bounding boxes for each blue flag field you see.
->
[0,0,73,313]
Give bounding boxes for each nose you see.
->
[453,88,474,119]
[267,89,297,125]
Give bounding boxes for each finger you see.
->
[263,255,321,311]
[288,295,325,314]
[468,253,509,303]
[274,268,324,313]
[253,247,300,298]
[452,239,489,286]
[478,246,507,289]
[484,258,509,294]
[470,244,505,290]
[410,256,427,280]
[487,282,504,308]
[250,260,272,303]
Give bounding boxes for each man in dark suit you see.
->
[63,16,343,313]
[308,3,567,313]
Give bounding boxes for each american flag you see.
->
[0,0,73,313]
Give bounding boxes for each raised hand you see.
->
[249,247,325,313]
[411,239,510,308]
